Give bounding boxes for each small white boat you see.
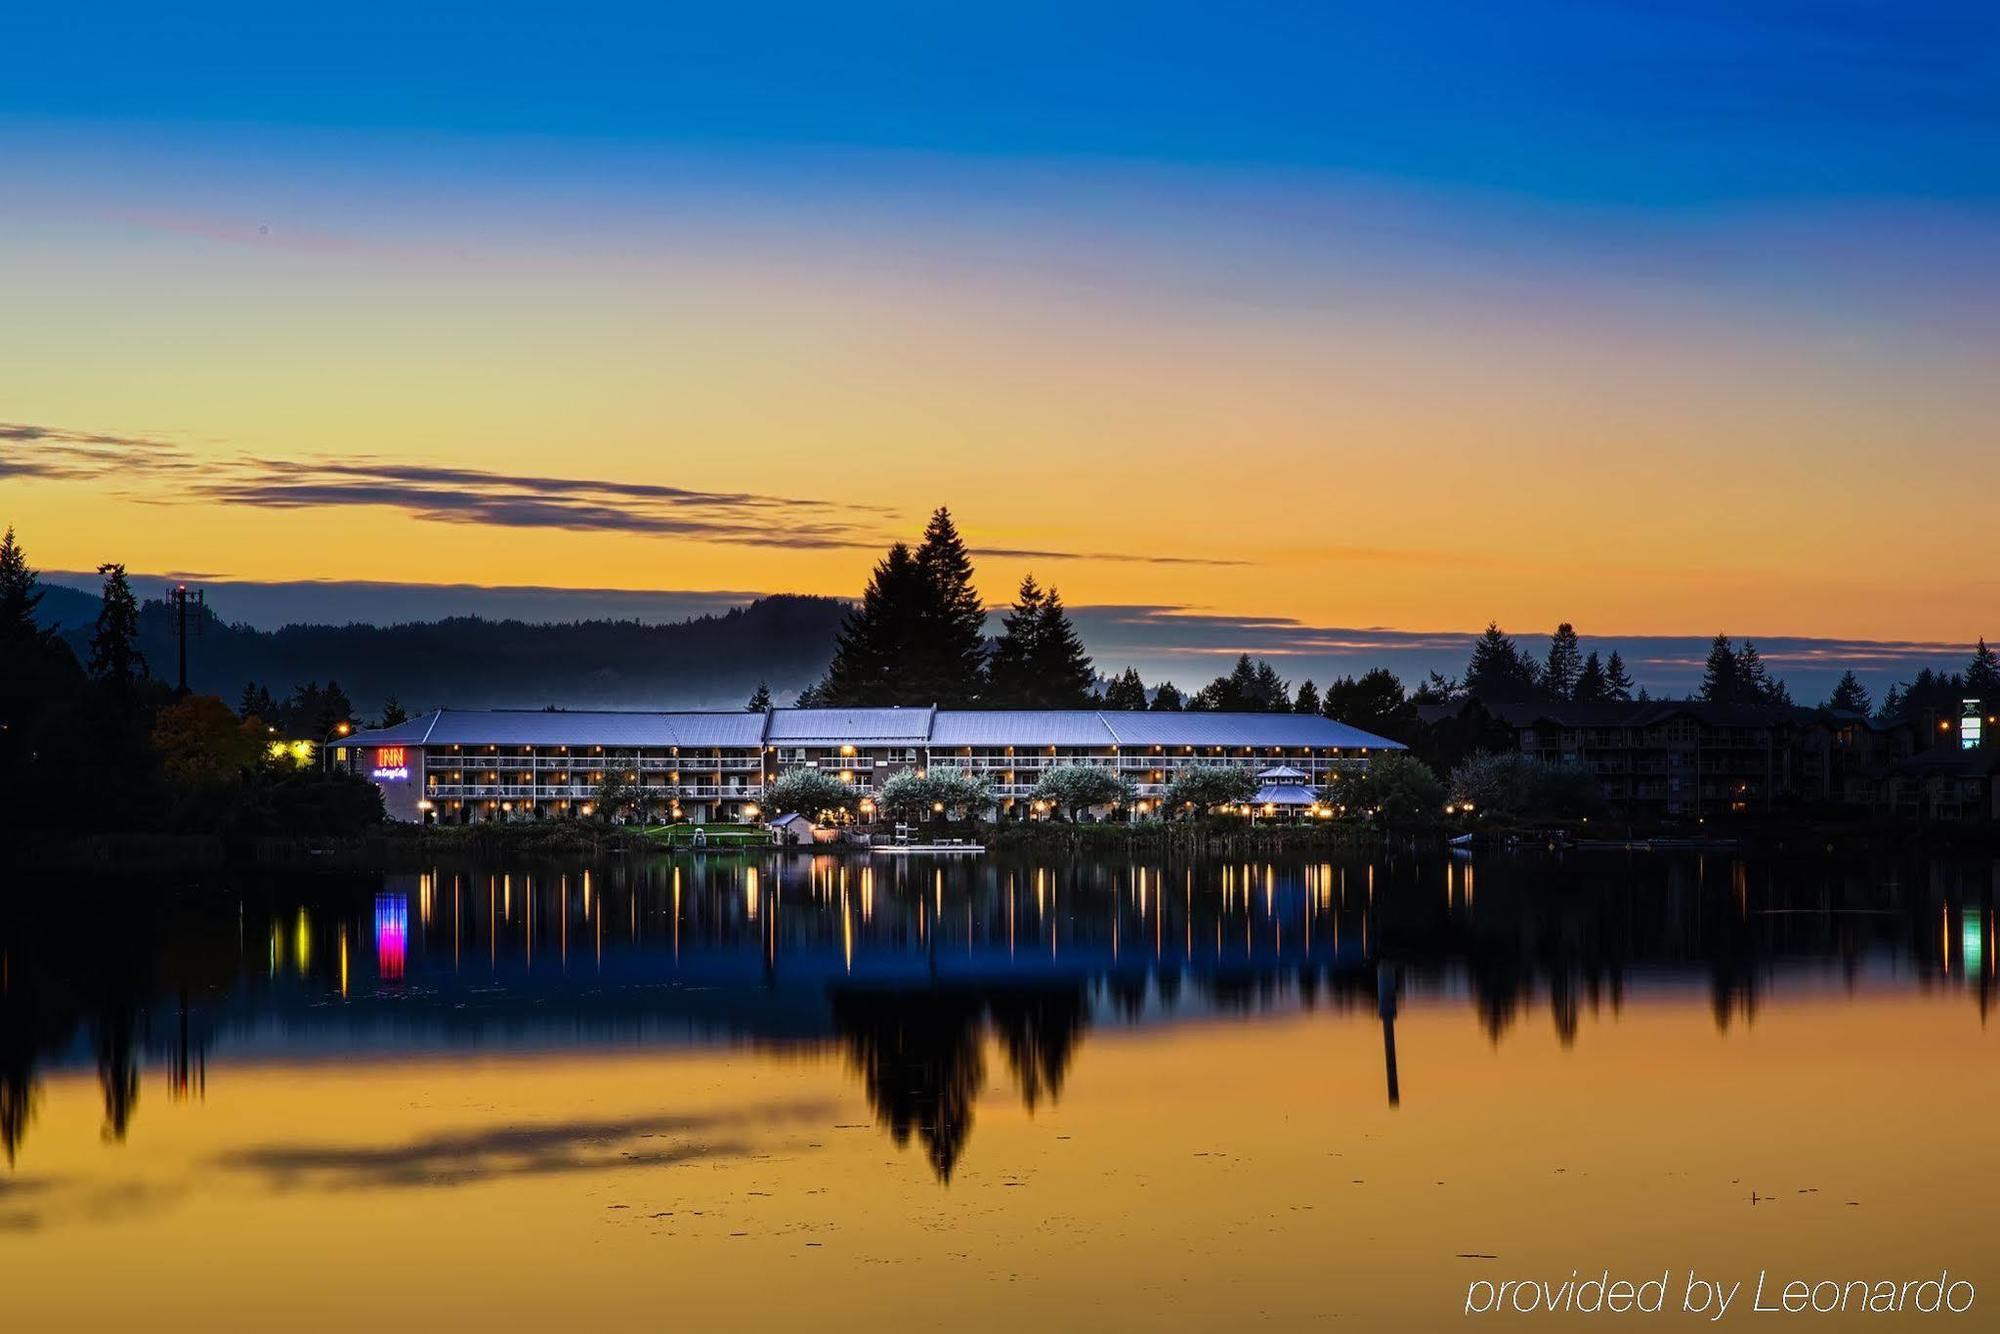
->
[1447,833,1476,849]
[873,842,986,855]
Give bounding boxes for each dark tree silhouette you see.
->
[1101,667,1148,711]
[1543,623,1583,701]
[88,563,146,689]
[988,986,1089,1112]
[1573,651,1609,704]
[1826,670,1871,714]
[1604,651,1635,701]
[831,989,986,1182]
[1463,622,1541,704]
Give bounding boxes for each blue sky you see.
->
[4,3,1996,672]
[7,2,1995,203]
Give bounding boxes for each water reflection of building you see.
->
[3,852,1996,1173]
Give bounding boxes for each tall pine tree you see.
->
[1573,651,1609,704]
[1826,670,1871,714]
[985,575,1046,707]
[1604,651,1634,702]
[910,507,989,706]
[1024,586,1096,707]
[1967,639,2000,697]
[1699,634,1741,705]
[1464,622,1541,703]
[818,543,930,705]
[1543,623,1583,701]
[88,563,146,690]
[0,527,44,644]
[1738,641,1790,706]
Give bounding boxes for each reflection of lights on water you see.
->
[375,895,409,982]
[1963,913,1984,977]
[293,908,312,977]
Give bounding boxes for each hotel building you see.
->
[341,706,1404,824]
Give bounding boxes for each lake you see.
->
[2,849,1996,1329]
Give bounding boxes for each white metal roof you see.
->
[348,709,763,749]
[1102,712,1402,751]
[765,706,933,743]
[346,705,1406,753]
[930,710,1117,747]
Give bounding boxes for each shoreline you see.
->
[4,814,1992,873]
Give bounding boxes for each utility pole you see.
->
[168,584,204,697]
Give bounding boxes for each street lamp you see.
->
[322,720,352,774]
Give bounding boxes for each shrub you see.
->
[1449,752,1602,820]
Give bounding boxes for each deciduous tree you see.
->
[1031,764,1134,821]
[1161,764,1256,816]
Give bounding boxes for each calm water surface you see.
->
[3,850,1997,1329]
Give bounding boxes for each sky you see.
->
[3,2,1997,682]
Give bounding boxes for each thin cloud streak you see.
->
[4,421,1243,565]
[974,546,1246,568]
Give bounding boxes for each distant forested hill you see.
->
[37,592,847,712]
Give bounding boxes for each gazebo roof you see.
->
[1253,783,1319,806]
[1257,765,1310,781]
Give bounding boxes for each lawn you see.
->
[641,822,775,848]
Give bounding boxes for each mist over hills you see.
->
[33,585,847,713]
[32,574,1986,711]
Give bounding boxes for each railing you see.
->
[428,782,768,801]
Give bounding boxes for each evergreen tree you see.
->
[1322,668,1417,739]
[238,682,279,722]
[1604,651,1635,702]
[1826,670,1871,715]
[1192,654,1289,711]
[1698,634,1741,706]
[315,681,355,736]
[0,527,43,643]
[746,681,772,711]
[1573,651,1609,704]
[1543,623,1583,701]
[1410,671,1461,705]
[1024,586,1095,707]
[1149,680,1185,711]
[1293,679,1320,716]
[1463,622,1541,703]
[819,543,929,705]
[984,575,1045,707]
[378,695,409,727]
[1737,641,1790,706]
[88,563,146,689]
[910,507,989,706]
[1967,639,2000,696]
[1250,659,1290,712]
[1102,667,1148,711]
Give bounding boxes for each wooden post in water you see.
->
[1377,963,1401,1108]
